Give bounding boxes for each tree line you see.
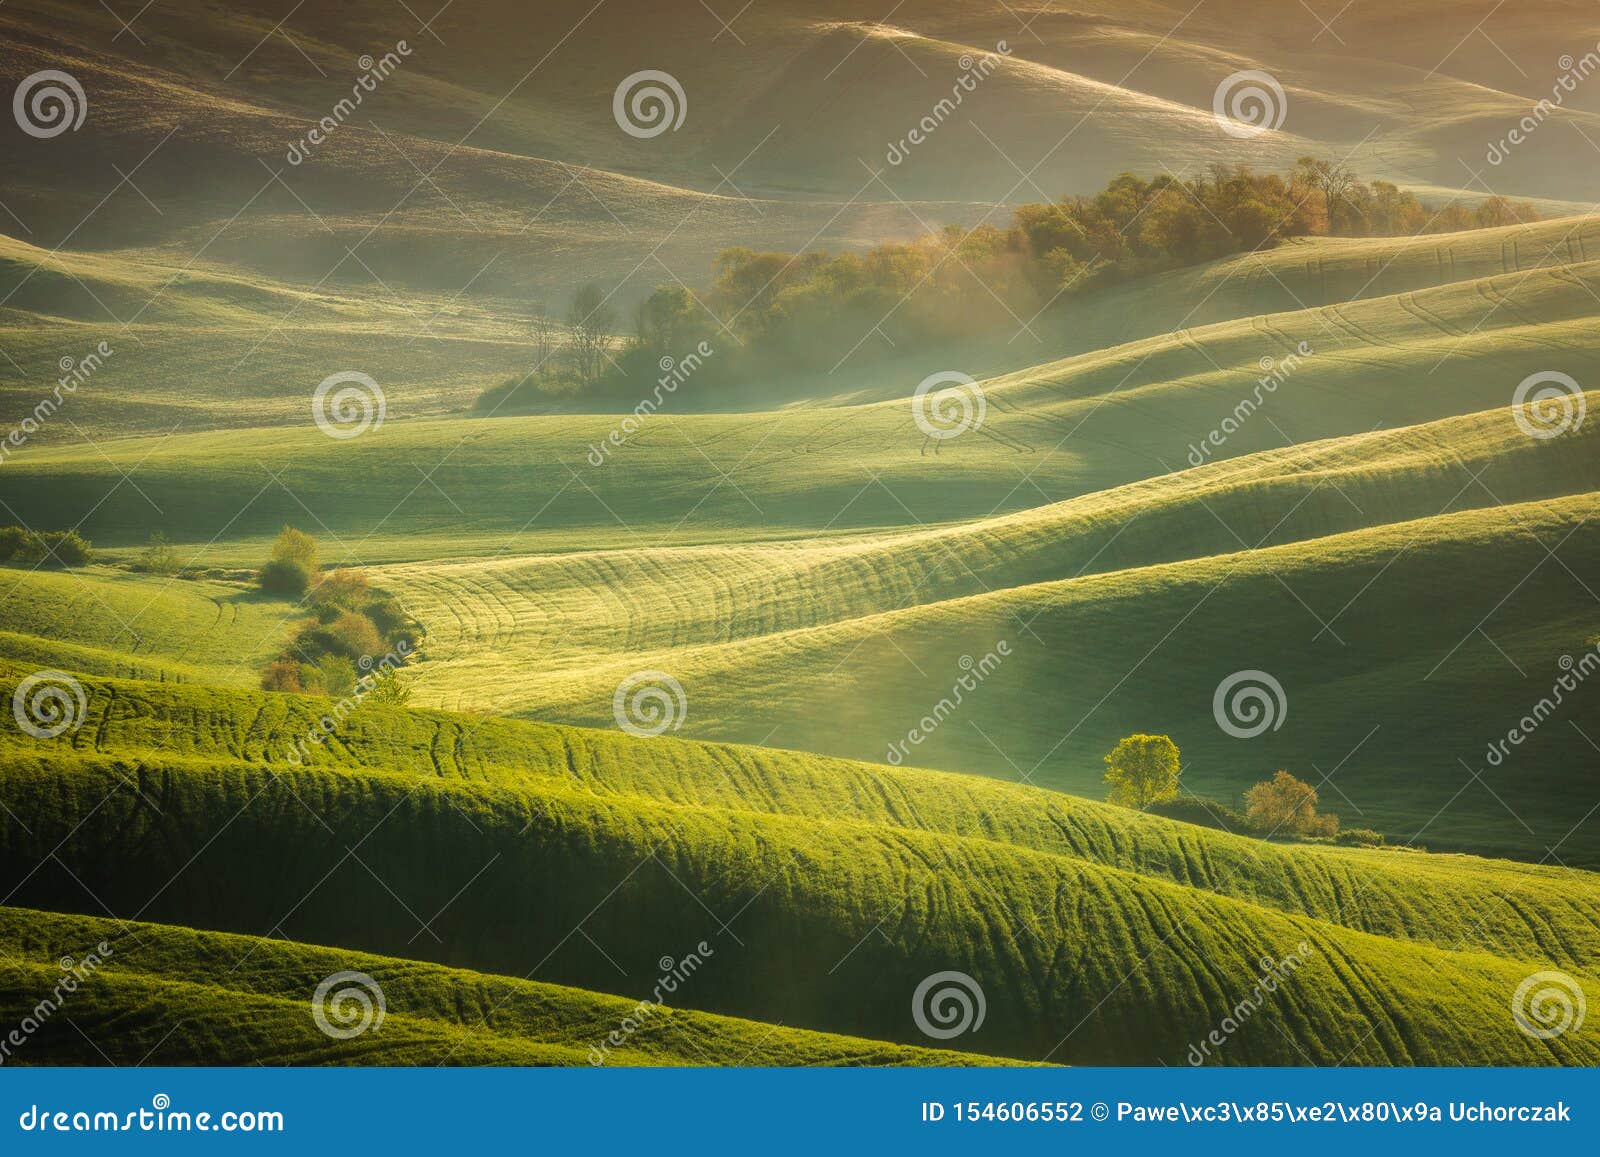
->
[479,158,1541,411]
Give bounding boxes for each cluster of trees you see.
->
[479,159,1541,411]
[0,526,92,568]
[256,527,415,700]
[1101,733,1382,846]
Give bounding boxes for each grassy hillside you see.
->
[0,688,1594,1064]
[487,491,1600,863]
[0,567,296,685]
[6,229,1600,561]
[0,907,996,1066]
[10,664,1596,972]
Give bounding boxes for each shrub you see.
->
[1102,733,1181,810]
[309,569,370,613]
[258,557,313,598]
[0,527,92,567]
[271,526,319,571]
[0,526,28,562]
[261,659,304,693]
[312,654,358,697]
[360,670,412,706]
[322,611,385,661]
[1145,794,1251,833]
[364,596,409,639]
[1335,828,1386,848]
[136,531,180,575]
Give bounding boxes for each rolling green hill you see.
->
[0,907,997,1066]
[0,668,1595,1065]
[9,664,1596,971]
[4,0,1600,1070]
[0,566,297,685]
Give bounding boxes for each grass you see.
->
[9,662,1597,971]
[0,566,298,686]
[0,906,1001,1066]
[3,0,1599,1071]
[1,665,1597,1065]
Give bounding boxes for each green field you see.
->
[2,666,1596,1065]
[2,0,1598,1069]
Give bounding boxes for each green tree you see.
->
[1103,733,1181,810]
[270,525,319,571]
[258,526,319,598]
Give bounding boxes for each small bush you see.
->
[0,526,92,567]
[136,531,180,575]
[360,670,412,706]
[312,654,358,697]
[270,526,319,571]
[364,596,409,639]
[309,569,370,613]
[258,557,313,597]
[261,659,304,693]
[1335,828,1386,848]
[322,611,386,661]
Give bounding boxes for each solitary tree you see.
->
[1103,733,1182,810]
[530,303,557,374]
[566,283,617,385]
[1243,770,1337,838]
